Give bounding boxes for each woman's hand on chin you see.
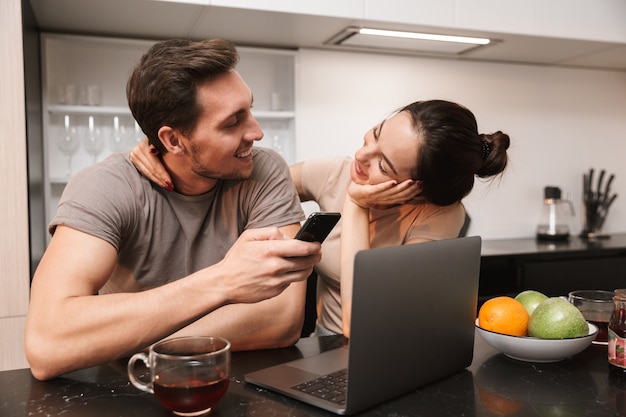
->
[347,179,422,209]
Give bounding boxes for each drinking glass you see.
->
[57,114,80,178]
[82,115,106,163]
[568,290,614,345]
[128,336,230,416]
[80,84,101,106]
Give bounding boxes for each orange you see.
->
[478,296,529,336]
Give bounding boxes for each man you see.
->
[25,39,321,380]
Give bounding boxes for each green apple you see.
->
[515,290,548,316]
[528,297,588,339]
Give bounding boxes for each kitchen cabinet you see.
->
[362,0,626,44]
[364,0,457,28]
[479,234,626,307]
[41,33,297,239]
[210,0,364,18]
[28,0,626,70]
[1,0,30,371]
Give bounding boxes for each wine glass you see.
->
[109,116,129,152]
[57,114,80,178]
[82,115,106,164]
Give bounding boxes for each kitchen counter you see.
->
[481,233,626,258]
[1,332,624,416]
[479,233,626,303]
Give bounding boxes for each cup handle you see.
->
[127,352,153,393]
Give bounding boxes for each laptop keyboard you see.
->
[291,369,348,405]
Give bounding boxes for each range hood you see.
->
[326,26,494,56]
[27,0,626,71]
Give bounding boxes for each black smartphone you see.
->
[294,212,341,243]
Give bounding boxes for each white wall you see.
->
[295,48,626,240]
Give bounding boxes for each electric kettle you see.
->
[536,186,575,241]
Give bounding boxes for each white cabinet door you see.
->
[364,0,626,43]
[364,0,456,27]
[210,0,364,18]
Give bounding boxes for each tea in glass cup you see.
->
[568,290,614,345]
[128,336,230,416]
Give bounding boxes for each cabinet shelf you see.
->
[48,104,131,115]
[50,177,71,184]
[47,105,294,120]
[48,104,295,120]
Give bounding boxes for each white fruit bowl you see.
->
[475,319,598,363]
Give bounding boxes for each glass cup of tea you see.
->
[568,290,614,345]
[128,336,230,416]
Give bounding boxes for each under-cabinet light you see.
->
[327,26,494,55]
[357,28,491,45]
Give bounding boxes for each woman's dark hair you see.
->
[402,100,510,206]
[126,38,239,153]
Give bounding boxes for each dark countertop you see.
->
[1,332,625,416]
[481,233,626,258]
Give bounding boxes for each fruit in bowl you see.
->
[515,290,548,316]
[528,297,588,339]
[476,290,598,362]
[478,296,529,337]
[475,319,597,362]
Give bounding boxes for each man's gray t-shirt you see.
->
[51,148,304,293]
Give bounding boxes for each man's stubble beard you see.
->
[189,145,253,182]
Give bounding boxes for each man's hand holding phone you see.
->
[294,212,341,243]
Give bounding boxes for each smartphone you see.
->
[294,212,341,243]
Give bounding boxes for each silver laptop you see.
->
[245,236,482,415]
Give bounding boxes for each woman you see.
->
[130,99,510,337]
